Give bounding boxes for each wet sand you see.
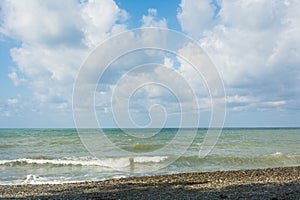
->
[1,166,299,199]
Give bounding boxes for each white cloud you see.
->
[0,0,83,46]
[8,71,27,86]
[1,98,21,118]
[0,0,172,126]
[177,0,300,112]
[177,42,222,97]
[265,101,286,107]
[220,0,284,31]
[142,8,167,28]
[81,0,128,48]
[2,0,297,127]
[226,95,253,104]
[177,0,216,38]
[0,0,129,116]
[6,98,18,105]
[163,57,174,68]
[107,63,199,128]
[2,111,11,117]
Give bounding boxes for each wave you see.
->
[131,143,161,150]
[0,174,95,185]
[0,144,15,149]
[271,152,288,157]
[0,158,106,167]
[0,156,168,168]
[177,152,300,166]
[1,152,298,168]
[22,174,51,184]
[123,143,164,152]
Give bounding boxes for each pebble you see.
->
[0,166,299,199]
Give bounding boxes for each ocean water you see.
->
[0,128,299,185]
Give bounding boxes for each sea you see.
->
[0,128,299,185]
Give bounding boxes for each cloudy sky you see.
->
[0,0,299,128]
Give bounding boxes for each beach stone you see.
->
[0,166,299,200]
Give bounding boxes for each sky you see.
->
[0,0,299,128]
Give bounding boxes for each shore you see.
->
[1,166,299,199]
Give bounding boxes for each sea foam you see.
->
[0,156,168,168]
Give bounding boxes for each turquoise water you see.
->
[0,128,299,185]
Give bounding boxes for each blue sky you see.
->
[0,0,299,128]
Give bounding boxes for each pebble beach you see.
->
[1,166,299,199]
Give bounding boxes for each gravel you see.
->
[0,166,299,199]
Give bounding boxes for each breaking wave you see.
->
[0,156,169,168]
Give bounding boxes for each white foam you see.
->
[0,158,108,167]
[0,156,168,168]
[0,176,103,185]
[22,174,50,184]
[134,156,168,163]
[271,152,286,157]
